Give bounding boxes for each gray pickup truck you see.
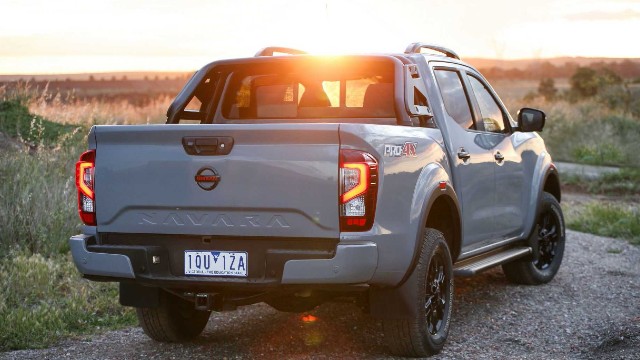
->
[70,43,565,357]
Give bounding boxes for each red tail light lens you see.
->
[75,150,96,226]
[339,149,378,232]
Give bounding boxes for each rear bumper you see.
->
[69,234,135,279]
[281,242,377,284]
[69,234,378,286]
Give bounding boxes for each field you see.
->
[0,74,639,351]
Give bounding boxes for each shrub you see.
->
[570,67,599,98]
[538,109,640,167]
[538,78,558,101]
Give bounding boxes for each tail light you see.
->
[75,150,96,226]
[339,149,378,232]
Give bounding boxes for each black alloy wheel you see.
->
[426,250,448,335]
[502,192,566,285]
[535,207,561,270]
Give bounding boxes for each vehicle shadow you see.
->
[161,268,519,359]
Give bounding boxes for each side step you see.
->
[453,247,532,277]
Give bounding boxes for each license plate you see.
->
[184,251,248,277]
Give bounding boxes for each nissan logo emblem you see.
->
[195,167,220,191]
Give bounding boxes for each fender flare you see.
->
[525,161,561,240]
[403,183,460,285]
[370,178,461,319]
[524,163,561,259]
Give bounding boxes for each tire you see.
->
[503,192,566,285]
[383,228,454,357]
[136,290,211,342]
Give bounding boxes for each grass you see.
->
[0,252,136,350]
[542,111,640,167]
[0,99,81,146]
[0,96,138,351]
[0,100,84,256]
[29,93,171,126]
[568,203,640,245]
[563,168,640,195]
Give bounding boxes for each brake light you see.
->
[75,150,96,226]
[339,149,378,232]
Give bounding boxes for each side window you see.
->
[468,76,507,133]
[434,70,474,130]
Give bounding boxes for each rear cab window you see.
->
[162,57,404,125]
[217,59,396,123]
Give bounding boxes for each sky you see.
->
[1,0,639,74]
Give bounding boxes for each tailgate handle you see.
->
[182,137,234,156]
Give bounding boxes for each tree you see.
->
[570,67,599,98]
[598,68,623,87]
[538,78,558,101]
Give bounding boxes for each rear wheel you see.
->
[503,192,565,285]
[383,228,454,357]
[136,290,211,342]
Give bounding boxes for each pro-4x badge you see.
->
[384,142,418,157]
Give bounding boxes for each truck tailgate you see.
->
[93,124,340,238]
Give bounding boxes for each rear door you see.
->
[93,123,340,238]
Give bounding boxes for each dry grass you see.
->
[29,93,172,125]
[0,82,172,126]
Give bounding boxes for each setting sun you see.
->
[1,0,639,74]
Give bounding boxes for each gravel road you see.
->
[3,230,639,360]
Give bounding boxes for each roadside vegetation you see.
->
[560,172,640,246]
[567,203,640,246]
[563,168,640,195]
[499,67,640,168]
[494,66,640,246]
[0,91,139,351]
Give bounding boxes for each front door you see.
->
[432,68,497,247]
[464,73,526,239]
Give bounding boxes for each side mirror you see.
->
[517,108,546,132]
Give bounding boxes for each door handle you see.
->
[457,149,471,160]
[494,152,504,162]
